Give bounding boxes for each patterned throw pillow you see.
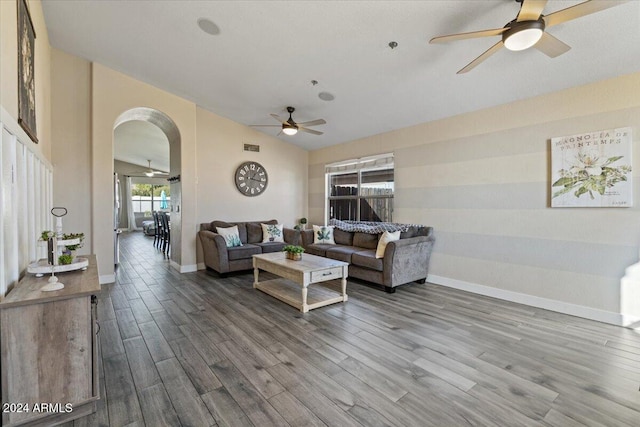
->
[313,225,335,244]
[376,230,400,258]
[217,225,243,247]
[261,223,284,243]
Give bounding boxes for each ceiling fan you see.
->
[142,160,168,177]
[252,106,326,136]
[429,0,628,74]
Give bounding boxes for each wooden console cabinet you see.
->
[0,255,100,427]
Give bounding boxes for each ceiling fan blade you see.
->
[298,126,323,136]
[297,119,326,127]
[517,0,548,22]
[457,41,504,74]
[544,0,628,28]
[270,113,286,124]
[429,27,508,44]
[250,124,281,127]
[534,32,571,58]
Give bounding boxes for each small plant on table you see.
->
[283,245,305,261]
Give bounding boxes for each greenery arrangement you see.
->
[283,245,305,254]
[283,245,304,260]
[552,153,631,200]
[294,218,308,231]
[40,230,54,241]
[62,232,85,251]
[58,254,74,265]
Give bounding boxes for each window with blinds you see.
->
[326,153,394,222]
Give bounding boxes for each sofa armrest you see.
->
[383,235,435,286]
[198,230,230,273]
[283,228,301,246]
[300,229,314,248]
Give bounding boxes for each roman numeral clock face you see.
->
[234,161,268,197]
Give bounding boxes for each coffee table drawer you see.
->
[311,266,344,283]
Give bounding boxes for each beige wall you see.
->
[51,49,91,254]
[1,0,51,160]
[92,63,197,281]
[309,73,640,324]
[195,107,308,264]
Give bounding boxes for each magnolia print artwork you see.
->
[551,127,632,207]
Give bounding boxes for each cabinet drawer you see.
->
[311,267,343,283]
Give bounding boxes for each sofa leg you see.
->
[416,278,427,284]
[384,286,396,294]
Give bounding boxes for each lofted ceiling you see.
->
[43,1,640,155]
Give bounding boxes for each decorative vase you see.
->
[286,252,302,261]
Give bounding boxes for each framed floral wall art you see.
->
[551,127,632,207]
[18,0,38,143]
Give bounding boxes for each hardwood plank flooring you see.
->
[70,231,640,426]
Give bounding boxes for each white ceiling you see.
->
[113,120,169,172]
[43,1,640,153]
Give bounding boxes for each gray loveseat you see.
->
[301,220,435,293]
[199,220,300,275]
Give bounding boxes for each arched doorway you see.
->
[113,107,182,268]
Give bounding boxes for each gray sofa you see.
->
[198,219,300,275]
[301,221,435,293]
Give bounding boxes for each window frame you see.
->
[326,154,394,223]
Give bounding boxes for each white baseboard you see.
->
[427,274,640,328]
[180,264,198,273]
[99,274,115,284]
[168,260,198,273]
[197,262,206,271]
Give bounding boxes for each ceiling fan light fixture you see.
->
[503,19,545,51]
[282,124,298,136]
[145,171,154,177]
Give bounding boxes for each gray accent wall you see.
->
[308,73,640,318]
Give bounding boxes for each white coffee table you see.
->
[252,252,348,313]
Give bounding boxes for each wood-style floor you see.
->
[67,231,640,426]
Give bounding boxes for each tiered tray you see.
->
[27,238,88,276]
[27,257,89,276]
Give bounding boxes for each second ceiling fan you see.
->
[253,106,326,136]
[430,0,627,74]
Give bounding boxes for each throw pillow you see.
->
[375,230,400,258]
[313,225,335,244]
[261,223,284,243]
[217,225,243,247]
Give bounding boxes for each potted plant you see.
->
[62,232,85,252]
[299,217,308,230]
[58,254,74,265]
[283,245,305,261]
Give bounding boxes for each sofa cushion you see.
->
[261,223,284,243]
[352,250,384,272]
[333,228,354,246]
[217,226,243,247]
[353,232,379,249]
[325,246,362,263]
[227,244,261,261]
[376,230,400,258]
[255,242,286,253]
[212,221,248,243]
[305,243,335,257]
[247,220,277,243]
[313,225,336,244]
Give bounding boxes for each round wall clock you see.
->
[234,161,268,197]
